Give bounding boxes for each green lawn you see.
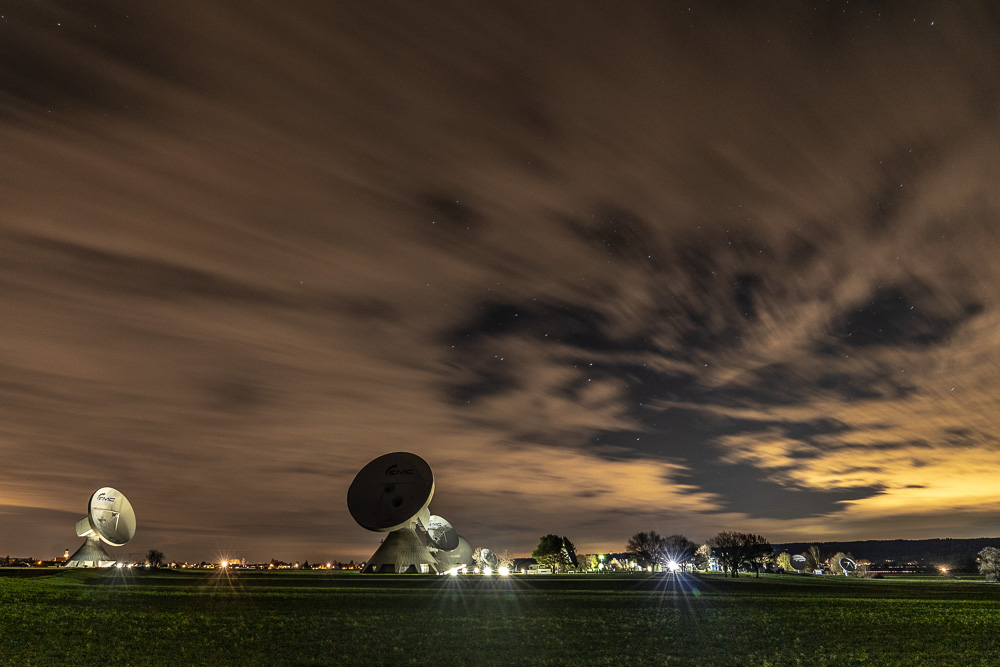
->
[2,568,998,666]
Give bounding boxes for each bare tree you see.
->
[146,549,165,568]
[625,531,665,568]
[805,545,822,572]
[496,549,515,570]
[979,546,1000,581]
[707,531,773,578]
[743,534,773,577]
[707,531,745,577]
[661,534,698,567]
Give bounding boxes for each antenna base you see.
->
[362,527,439,574]
[65,535,115,568]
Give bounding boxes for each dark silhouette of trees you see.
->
[146,549,165,568]
[707,531,774,578]
[707,531,744,577]
[662,534,698,567]
[626,532,697,569]
[743,534,773,577]
[626,531,665,568]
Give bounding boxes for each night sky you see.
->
[2,2,999,564]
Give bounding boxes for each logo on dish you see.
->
[96,493,116,503]
[385,464,414,476]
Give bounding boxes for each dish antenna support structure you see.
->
[348,452,475,574]
[348,452,441,574]
[65,487,136,568]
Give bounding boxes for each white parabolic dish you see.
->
[347,452,435,532]
[427,514,459,551]
[86,486,136,546]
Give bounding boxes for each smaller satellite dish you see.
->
[790,554,808,571]
[840,557,857,573]
[434,535,473,569]
[426,515,459,551]
[480,548,499,569]
[347,452,435,532]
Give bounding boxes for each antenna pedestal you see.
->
[363,527,439,574]
[65,535,115,568]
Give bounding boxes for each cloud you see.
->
[1,0,999,561]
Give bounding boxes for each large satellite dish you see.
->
[840,557,857,575]
[348,452,435,533]
[65,487,136,568]
[348,452,440,574]
[790,554,808,572]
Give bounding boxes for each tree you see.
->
[707,531,773,578]
[578,553,598,572]
[743,534,773,577]
[497,549,515,570]
[692,544,712,571]
[776,552,792,572]
[146,549,165,568]
[978,546,1000,581]
[625,531,665,568]
[662,534,698,568]
[707,531,745,577]
[533,534,566,571]
[805,545,822,572]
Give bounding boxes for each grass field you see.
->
[2,568,998,666]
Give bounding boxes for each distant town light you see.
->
[667,560,680,572]
[498,566,510,576]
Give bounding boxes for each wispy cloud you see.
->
[1,1,998,561]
